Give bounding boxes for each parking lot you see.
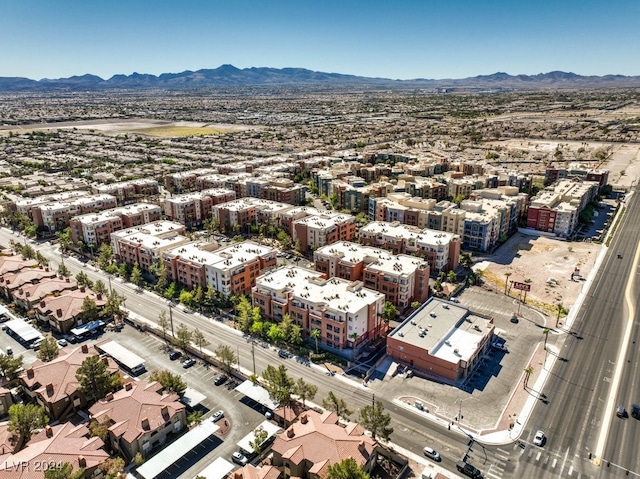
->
[374,285,552,432]
[1,322,268,479]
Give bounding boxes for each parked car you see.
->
[631,404,640,419]
[57,338,68,347]
[616,405,627,418]
[423,446,441,462]
[214,374,228,386]
[231,452,248,465]
[182,357,196,368]
[212,410,224,422]
[491,341,509,353]
[31,338,44,350]
[533,430,545,446]
[169,350,182,361]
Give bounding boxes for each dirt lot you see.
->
[477,233,601,315]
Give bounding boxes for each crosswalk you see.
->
[482,444,595,479]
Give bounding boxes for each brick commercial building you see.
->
[387,298,494,381]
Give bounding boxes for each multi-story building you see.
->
[163,240,277,296]
[164,168,217,192]
[212,198,294,233]
[20,344,120,421]
[527,178,600,237]
[70,203,162,247]
[13,191,88,222]
[89,378,187,461]
[164,188,236,229]
[33,286,107,334]
[293,212,356,253]
[359,222,460,273]
[253,266,385,356]
[111,221,189,274]
[34,194,118,232]
[13,276,78,311]
[546,163,609,189]
[0,265,57,301]
[387,298,494,381]
[314,242,429,310]
[94,179,159,205]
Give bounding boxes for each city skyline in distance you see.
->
[2,0,639,81]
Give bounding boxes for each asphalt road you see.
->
[514,189,640,479]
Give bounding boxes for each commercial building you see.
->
[387,298,494,381]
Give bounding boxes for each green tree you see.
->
[97,243,114,270]
[158,310,171,344]
[262,364,294,409]
[130,263,143,288]
[193,285,204,309]
[88,417,112,442]
[446,270,457,283]
[8,403,49,443]
[288,323,303,346]
[154,259,168,292]
[322,391,353,420]
[44,462,85,479]
[215,344,236,373]
[164,282,178,299]
[293,377,317,407]
[75,271,94,288]
[57,262,71,277]
[382,301,398,323]
[358,400,393,441]
[249,425,269,454]
[524,365,534,389]
[268,322,286,345]
[192,328,210,359]
[236,296,253,331]
[0,353,24,380]
[175,324,192,354]
[100,457,125,479]
[311,328,321,354]
[188,410,203,426]
[411,300,421,310]
[81,296,100,323]
[37,335,59,362]
[542,328,551,350]
[326,458,371,479]
[76,355,122,404]
[93,279,108,296]
[56,228,72,252]
[104,291,125,319]
[179,289,194,307]
[149,370,187,397]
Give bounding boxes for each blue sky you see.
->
[2,0,638,80]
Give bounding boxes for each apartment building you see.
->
[163,240,277,296]
[253,266,385,356]
[94,178,159,205]
[89,379,187,461]
[13,276,78,311]
[33,286,107,334]
[293,212,357,253]
[404,177,448,201]
[13,191,88,221]
[164,188,236,229]
[237,176,306,206]
[70,202,162,247]
[212,198,294,233]
[546,163,609,189]
[314,242,429,310]
[196,172,252,191]
[527,178,600,237]
[33,193,118,232]
[0,264,57,301]
[111,220,189,274]
[20,344,120,421]
[164,168,218,192]
[359,221,460,272]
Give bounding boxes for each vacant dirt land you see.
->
[478,233,600,315]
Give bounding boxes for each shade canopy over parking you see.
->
[234,379,278,410]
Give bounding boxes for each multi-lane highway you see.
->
[514,189,640,479]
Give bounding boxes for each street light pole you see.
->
[168,304,175,337]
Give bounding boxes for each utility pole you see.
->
[237,345,240,371]
[251,341,256,375]
[168,304,175,337]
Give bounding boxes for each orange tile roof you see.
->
[21,345,119,405]
[0,421,108,479]
[272,410,376,478]
[89,380,185,444]
[14,276,78,303]
[1,267,57,290]
[33,287,106,323]
[0,256,37,276]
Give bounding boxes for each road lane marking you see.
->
[568,465,574,475]
[552,458,557,468]
[593,239,640,463]
[496,453,509,461]
[536,451,542,461]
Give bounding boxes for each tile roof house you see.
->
[33,286,106,334]
[271,410,378,479]
[0,265,57,301]
[232,464,282,479]
[0,421,109,478]
[12,275,78,312]
[20,344,120,422]
[0,255,37,277]
[88,379,187,461]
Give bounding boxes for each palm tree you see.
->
[504,272,512,295]
[310,328,321,354]
[524,365,534,389]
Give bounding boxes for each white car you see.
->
[212,410,225,422]
[533,430,545,446]
[423,446,441,462]
[232,451,248,465]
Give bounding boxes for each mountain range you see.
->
[1,64,640,92]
